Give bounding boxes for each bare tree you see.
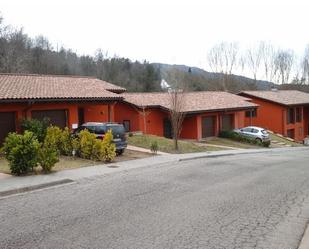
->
[274,49,295,84]
[207,42,239,90]
[260,42,277,83]
[301,44,309,84]
[166,69,187,151]
[244,42,263,83]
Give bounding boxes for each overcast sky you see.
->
[1,0,309,71]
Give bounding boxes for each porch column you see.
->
[108,102,115,122]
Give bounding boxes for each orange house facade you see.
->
[0,74,125,143]
[115,92,257,140]
[239,90,309,141]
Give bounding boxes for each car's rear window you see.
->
[106,125,125,134]
[95,126,105,134]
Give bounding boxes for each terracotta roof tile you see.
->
[0,74,124,101]
[240,90,309,106]
[122,91,258,113]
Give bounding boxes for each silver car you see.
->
[234,126,270,142]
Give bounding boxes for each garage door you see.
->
[31,110,67,129]
[221,114,234,131]
[0,112,16,144]
[202,116,216,138]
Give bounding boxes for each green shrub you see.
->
[78,129,97,159]
[128,132,133,137]
[43,126,75,156]
[71,137,80,157]
[21,118,49,142]
[2,131,40,175]
[91,139,105,161]
[150,141,158,154]
[38,145,59,172]
[59,127,74,156]
[102,129,116,162]
[44,126,62,152]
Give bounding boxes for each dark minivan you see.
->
[73,122,127,155]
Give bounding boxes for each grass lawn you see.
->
[128,134,226,153]
[203,137,260,149]
[269,133,302,147]
[0,149,152,175]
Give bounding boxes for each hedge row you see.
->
[1,119,116,175]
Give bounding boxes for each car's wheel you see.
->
[116,149,124,156]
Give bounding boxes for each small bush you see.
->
[21,118,49,143]
[59,127,74,156]
[91,139,105,161]
[44,126,62,152]
[38,146,59,172]
[128,132,133,137]
[2,131,40,175]
[78,129,97,159]
[102,129,116,162]
[150,141,159,154]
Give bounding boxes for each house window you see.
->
[287,108,295,124]
[245,109,257,118]
[296,107,302,122]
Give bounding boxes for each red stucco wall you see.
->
[181,115,198,139]
[115,102,248,140]
[0,102,112,132]
[241,95,307,141]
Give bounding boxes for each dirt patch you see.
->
[113,149,153,163]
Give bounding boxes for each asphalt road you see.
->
[1,149,309,249]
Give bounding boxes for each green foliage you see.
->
[78,129,97,159]
[150,141,159,154]
[76,129,116,162]
[44,126,62,152]
[44,126,75,156]
[20,118,49,142]
[38,145,59,172]
[2,131,40,175]
[59,127,74,155]
[219,130,270,147]
[101,129,116,162]
[128,132,133,137]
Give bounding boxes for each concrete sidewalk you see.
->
[0,146,308,197]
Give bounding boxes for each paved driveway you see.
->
[1,149,309,249]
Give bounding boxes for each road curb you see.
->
[178,147,309,162]
[0,178,74,198]
[179,150,268,162]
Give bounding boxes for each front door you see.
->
[163,118,172,138]
[202,116,216,138]
[78,108,85,126]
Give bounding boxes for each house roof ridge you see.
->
[0,73,97,79]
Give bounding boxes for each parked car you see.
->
[234,126,270,142]
[73,122,127,155]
